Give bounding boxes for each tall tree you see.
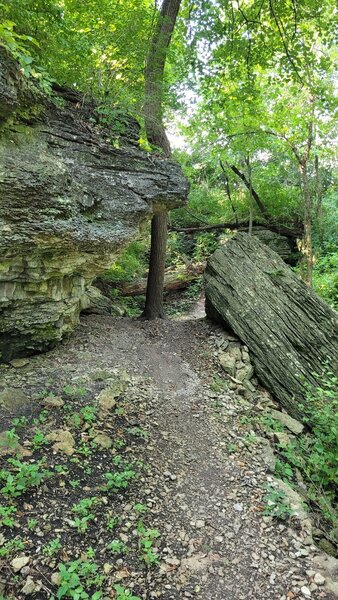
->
[142,0,182,319]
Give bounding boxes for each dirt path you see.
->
[0,315,336,599]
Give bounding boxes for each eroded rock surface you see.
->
[205,232,338,420]
[0,49,188,361]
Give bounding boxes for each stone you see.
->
[46,429,75,455]
[318,538,337,557]
[51,573,61,586]
[11,555,30,572]
[219,353,236,376]
[251,227,299,265]
[235,364,254,382]
[0,387,29,412]
[269,410,303,435]
[260,442,276,472]
[81,286,113,315]
[205,233,338,422]
[0,48,188,362]
[274,431,291,446]
[42,396,64,408]
[21,577,36,595]
[93,433,113,449]
[300,586,311,597]
[10,358,29,368]
[313,573,325,585]
[98,377,128,412]
[273,479,311,531]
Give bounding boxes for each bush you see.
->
[313,252,338,309]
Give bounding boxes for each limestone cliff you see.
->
[0,49,188,361]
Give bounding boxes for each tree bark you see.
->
[142,212,168,318]
[142,0,182,319]
[300,163,313,286]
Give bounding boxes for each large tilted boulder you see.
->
[0,49,188,361]
[205,233,338,420]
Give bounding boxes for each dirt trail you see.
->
[0,315,336,599]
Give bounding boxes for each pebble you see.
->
[301,586,311,597]
[313,573,325,585]
[11,556,30,572]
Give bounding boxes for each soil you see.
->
[0,313,336,600]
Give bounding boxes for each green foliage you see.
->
[104,469,136,492]
[0,536,25,557]
[0,458,52,497]
[105,240,148,284]
[275,368,338,527]
[0,504,17,527]
[43,537,62,557]
[312,252,338,309]
[137,523,161,565]
[55,558,104,600]
[107,540,127,554]
[263,486,294,521]
[114,586,141,600]
[0,428,19,451]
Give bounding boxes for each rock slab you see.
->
[205,232,338,419]
[0,49,188,361]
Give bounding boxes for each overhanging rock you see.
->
[0,49,188,361]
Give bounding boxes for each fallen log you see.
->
[170,221,302,240]
[117,264,204,296]
[205,232,338,421]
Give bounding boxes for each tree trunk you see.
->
[300,163,313,286]
[245,156,253,235]
[143,212,168,319]
[142,0,182,319]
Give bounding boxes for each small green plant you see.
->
[263,486,294,521]
[210,374,228,393]
[0,537,25,558]
[0,459,52,497]
[11,416,28,429]
[55,558,104,599]
[62,386,88,400]
[71,497,98,532]
[72,497,99,517]
[67,413,82,429]
[107,540,127,554]
[0,504,17,527]
[114,585,141,600]
[0,429,20,450]
[31,428,49,449]
[28,518,38,531]
[43,537,62,557]
[70,479,80,488]
[227,443,238,454]
[80,406,97,424]
[133,503,147,514]
[77,442,92,458]
[107,516,118,530]
[104,469,136,492]
[33,410,49,425]
[127,427,148,439]
[137,523,161,565]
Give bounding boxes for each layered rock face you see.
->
[205,233,338,420]
[0,50,188,361]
